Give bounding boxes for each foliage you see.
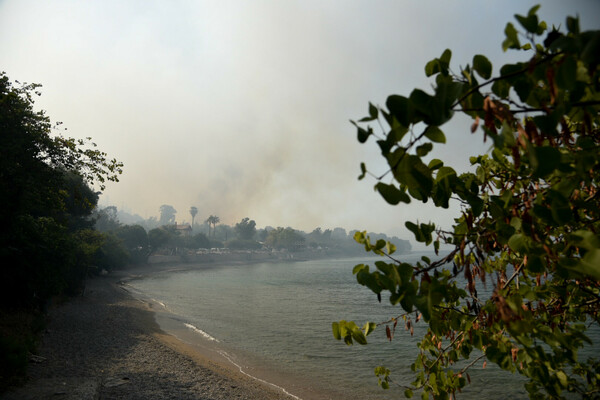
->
[115,224,148,249]
[94,205,121,232]
[115,224,149,264]
[226,238,262,250]
[235,217,257,240]
[205,215,220,237]
[159,204,177,226]
[1,71,123,307]
[148,227,173,251]
[170,231,211,250]
[0,73,123,387]
[265,227,306,251]
[334,7,600,399]
[76,229,129,273]
[189,206,198,229]
[190,232,210,249]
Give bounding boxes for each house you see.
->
[175,223,192,237]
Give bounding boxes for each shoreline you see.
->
[2,262,295,400]
[117,261,344,400]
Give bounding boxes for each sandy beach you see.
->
[2,264,292,400]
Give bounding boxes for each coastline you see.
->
[2,263,293,400]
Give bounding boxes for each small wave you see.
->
[216,350,302,400]
[183,323,219,342]
[151,298,167,309]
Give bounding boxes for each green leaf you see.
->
[363,322,377,336]
[398,262,414,285]
[428,158,443,170]
[369,102,378,119]
[548,190,573,225]
[395,155,434,195]
[351,326,368,345]
[579,250,600,280]
[527,255,545,274]
[356,125,371,143]
[410,89,436,118]
[424,126,446,143]
[358,162,367,180]
[386,241,397,255]
[530,146,560,177]
[440,49,451,64]
[386,95,414,127]
[503,22,521,51]
[508,233,528,253]
[515,13,539,34]
[405,222,435,245]
[375,182,411,205]
[353,263,367,274]
[492,79,511,98]
[556,371,568,388]
[425,59,441,77]
[567,16,579,34]
[466,194,484,217]
[556,55,577,90]
[435,166,456,182]
[527,4,540,17]
[416,142,433,157]
[581,31,600,67]
[409,82,457,127]
[425,49,451,77]
[532,115,558,137]
[332,322,341,340]
[473,55,492,79]
[570,230,600,250]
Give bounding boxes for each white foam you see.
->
[217,350,302,400]
[183,323,220,342]
[151,298,167,309]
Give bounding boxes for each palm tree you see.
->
[205,215,220,237]
[189,206,198,230]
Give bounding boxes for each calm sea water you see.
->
[125,252,593,399]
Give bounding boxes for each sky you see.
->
[2,0,599,240]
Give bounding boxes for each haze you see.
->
[2,0,599,238]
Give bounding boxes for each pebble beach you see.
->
[2,266,291,400]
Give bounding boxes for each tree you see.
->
[115,224,149,264]
[0,73,122,390]
[159,204,177,226]
[332,227,348,240]
[205,215,220,237]
[235,217,257,240]
[333,7,600,399]
[265,227,305,251]
[148,227,172,251]
[0,72,123,307]
[189,206,198,230]
[76,229,129,273]
[190,232,210,249]
[94,206,121,232]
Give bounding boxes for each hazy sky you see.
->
[2,1,599,239]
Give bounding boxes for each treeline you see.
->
[95,205,412,257]
[0,73,123,389]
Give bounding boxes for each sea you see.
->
[124,251,596,400]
